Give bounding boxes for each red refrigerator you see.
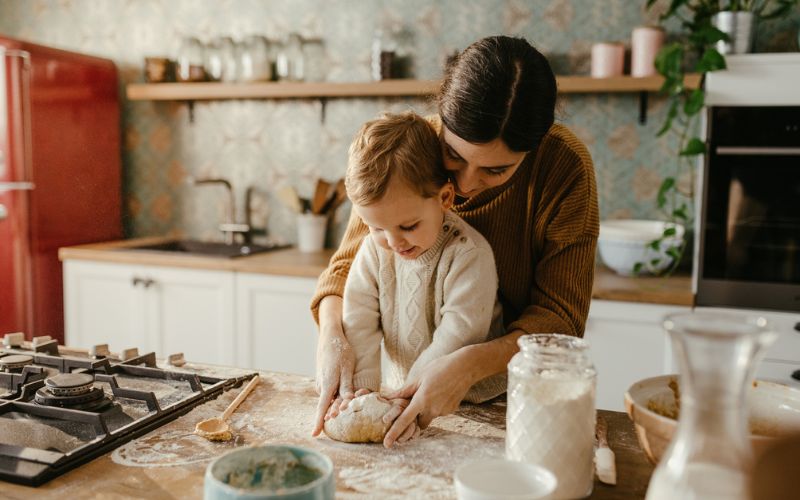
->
[0,36,122,343]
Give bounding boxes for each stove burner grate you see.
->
[34,373,113,412]
[0,354,34,372]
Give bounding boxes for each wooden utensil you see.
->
[276,186,303,213]
[595,415,617,485]
[194,375,260,441]
[311,179,331,214]
[319,178,347,215]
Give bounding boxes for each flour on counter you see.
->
[339,466,453,499]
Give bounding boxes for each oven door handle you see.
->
[716,146,800,156]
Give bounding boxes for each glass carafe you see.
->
[646,312,777,500]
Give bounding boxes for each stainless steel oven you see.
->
[696,106,800,312]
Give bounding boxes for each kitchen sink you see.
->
[125,239,289,258]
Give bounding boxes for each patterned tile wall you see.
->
[1,0,797,246]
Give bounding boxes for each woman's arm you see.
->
[406,246,498,382]
[383,329,525,447]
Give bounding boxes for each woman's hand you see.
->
[381,348,474,448]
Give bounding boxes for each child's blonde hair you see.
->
[345,111,449,205]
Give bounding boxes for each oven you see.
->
[696,106,800,312]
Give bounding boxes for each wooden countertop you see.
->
[58,237,335,278]
[2,369,654,499]
[592,265,693,307]
[59,238,693,305]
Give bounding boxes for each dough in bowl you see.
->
[323,392,393,443]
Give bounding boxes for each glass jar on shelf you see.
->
[205,36,238,82]
[238,35,272,82]
[276,33,305,81]
[302,37,325,82]
[176,36,206,82]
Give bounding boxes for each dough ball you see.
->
[323,393,393,443]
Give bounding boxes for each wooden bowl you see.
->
[624,374,800,464]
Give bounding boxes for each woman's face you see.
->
[441,126,528,199]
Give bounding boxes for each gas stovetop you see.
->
[0,334,255,486]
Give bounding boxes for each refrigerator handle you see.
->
[0,181,35,191]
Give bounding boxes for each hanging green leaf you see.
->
[683,88,705,116]
[666,247,682,260]
[663,227,677,237]
[680,138,705,156]
[655,43,684,80]
[696,48,727,73]
[673,206,689,220]
[657,100,679,137]
[633,262,644,274]
[649,239,662,251]
[657,178,676,207]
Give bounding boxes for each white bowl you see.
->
[625,374,800,464]
[454,459,557,500]
[598,219,685,276]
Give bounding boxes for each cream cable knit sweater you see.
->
[343,211,506,404]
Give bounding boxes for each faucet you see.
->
[191,177,251,244]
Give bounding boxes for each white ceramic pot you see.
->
[598,219,685,276]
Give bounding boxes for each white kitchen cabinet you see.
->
[235,273,319,377]
[695,306,800,387]
[64,260,235,365]
[584,300,691,411]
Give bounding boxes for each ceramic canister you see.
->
[631,26,665,77]
[590,42,625,78]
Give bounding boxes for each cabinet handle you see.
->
[132,277,156,288]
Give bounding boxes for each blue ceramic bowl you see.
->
[204,445,334,500]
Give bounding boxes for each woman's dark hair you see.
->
[438,36,556,153]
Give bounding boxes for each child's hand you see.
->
[326,388,371,420]
[312,331,356,437]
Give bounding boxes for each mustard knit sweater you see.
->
[311,121,599,338]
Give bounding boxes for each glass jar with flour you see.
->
[507,334,596,498]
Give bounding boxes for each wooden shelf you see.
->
[126,75,701,101]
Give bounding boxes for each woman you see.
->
[311,35,599,447]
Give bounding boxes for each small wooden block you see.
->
[168,352,186,367]
[90,344,111,357]
[32,335,53,346]
[2,332,25,347]
[121,348,139,361]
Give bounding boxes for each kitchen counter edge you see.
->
[58,238,694,305]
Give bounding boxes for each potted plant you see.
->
[711,1,800,54]
[637,0,797,276]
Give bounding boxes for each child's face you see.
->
[354,176,454,260]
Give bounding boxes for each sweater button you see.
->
[453,230,460,236]
[460,237,466,243]
[443,225,450,232]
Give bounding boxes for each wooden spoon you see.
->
[195,375,260,441]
